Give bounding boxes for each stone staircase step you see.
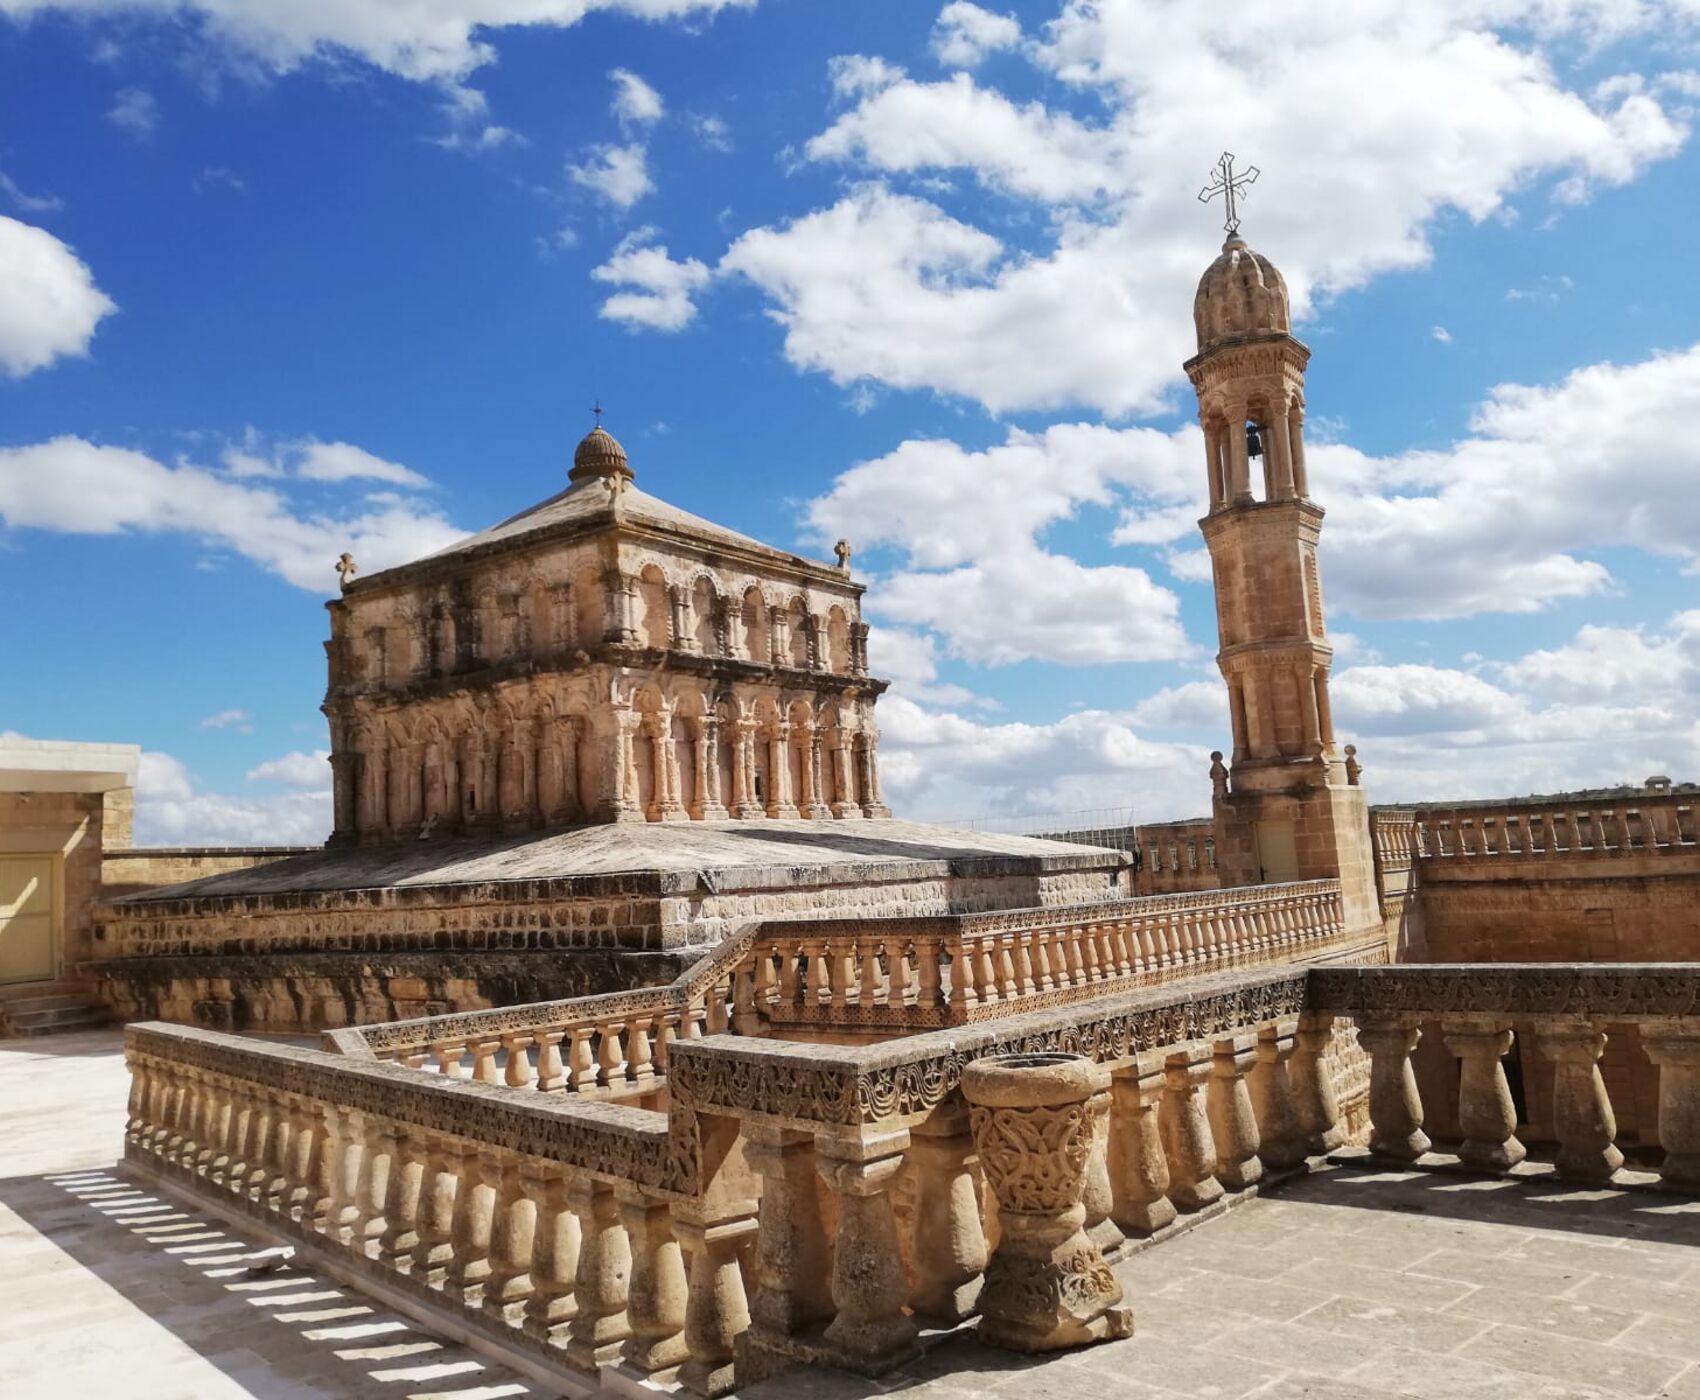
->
[2,1003,110,1037]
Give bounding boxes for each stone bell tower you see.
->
[1185,171,1378,933]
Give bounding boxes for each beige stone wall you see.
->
[0,789,108,980]
[101,847,317,900]
[1133,819,1220,895]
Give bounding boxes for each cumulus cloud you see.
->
[137,749,330,845]
[0,435,466,591]
[719,1,1689,415]
[611,68,664,125]
[294,439,430,487]
[246,749,331,787]
[592,231,712,330]
[0,0,750,85]
[569,142,653,208]
[0,215,118,376]
[931,2,1021,68]
[198,708,253,732]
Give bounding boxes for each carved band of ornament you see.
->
[1306,966,1700,1019]
[665,971,1311,1128]
[128,1024,696,1193]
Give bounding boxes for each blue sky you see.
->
[2,0,1698,842]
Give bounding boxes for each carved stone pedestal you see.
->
[961,1052,1134,1352]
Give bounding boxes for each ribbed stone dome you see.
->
[1193,235,1290,353]
[569,423,633,483]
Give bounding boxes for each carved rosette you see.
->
[961,1052,1134,1352]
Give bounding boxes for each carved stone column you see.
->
[1108,1055,1175,1236]
[672,1207,757,1398]
[1441,1021,1526,1170]
[767,722,799,818]
[1291,1014,1345,1154]
[860,734,890,817]
[1248,1022,1306,1170]
[1538,1022,1624,1181]
[1357,1015,1431,1160]
[800,723,830,819]
[1160,1047,1223,1211]
[731,719,762,818]
[830,738,858,818]
[742,1126,834,1338]
[1207,1034,1263,1190]
[565,1178,631,1369]
[619,1192,689,1374]
[962,1053,1133,1351]
[1643,1021,1700,1190]
[520,1164,579,1343]
[690,715,728,820]
[906,1116,988,1325]
[815,1131,918,1367]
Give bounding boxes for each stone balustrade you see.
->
[125,960,1700,1394]
[1308,964,1700,1188]
[1371,808,1416,870]
[1415,796,1696,862]
[748,878,1356,1032]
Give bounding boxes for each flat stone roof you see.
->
[0,737,139,793]
[112,818,1128,903]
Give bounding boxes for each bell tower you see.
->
[1186,156,1377,932]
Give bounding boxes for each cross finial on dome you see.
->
[592,399,604,426]
[1199,152,1259,238]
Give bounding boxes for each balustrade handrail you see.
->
[1414,795,1696,859]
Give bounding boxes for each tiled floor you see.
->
[5,1029,1700,1400]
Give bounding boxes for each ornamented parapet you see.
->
[1414,795,1696,863]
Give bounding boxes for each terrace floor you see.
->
[5,1030,1700,1400]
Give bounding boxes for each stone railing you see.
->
[1309,964,1700,1188]
[749,878,1356,1033]
[123,961,1700,1394]
[1415,796,1696,862]
[331,880,1370,1077]
[1371,808,1416,871]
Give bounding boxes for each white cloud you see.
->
[931,2,1021,69]
[1497,612,1700,703]
[137,750,330,845]
[611,68,664,125]
[1129,681,1226,730]
[0,169,62,213]
[294,439,430,487]
[198,708,254,732]
[0,0,751,85]
[246,749,331,787]
[1432,325,1453,343]
[867,626,984,708]
[569,142,653,208]
[0,435,466,591]
[107,86,158,139]
[0,215,117,377]
[689,113,732,151]
[592,231,712,330]
[718,1,1687,415]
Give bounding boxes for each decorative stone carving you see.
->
[961,1053,1133,1352]
[1537,1022,1623,1181]
[1440,1022,1525,1170]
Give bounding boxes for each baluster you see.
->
[482,1154,536,1325]
[1642,1021,1700,1190]
[1010,927,1035,997]
[1207,1035,1263,1190]
[705,978,731,1034]
[536,1029,568,1092]
[470,1037,502,1085]
[1027,926,1054,993]
[996,932,1019,999]
[566,1026,597,1091]
[732,964,759,1032]
[653,1013,675,1074]
[976,938,1000,1006]
[413,1135,459,1286]
[828,938,854,1009]
[752,950,778,1012]
[743,1127,834,1338]
[804,939,830,1008]
[1063,926,1088,986]
[627,1017,655,1088]
[520,1162,580,1342]
[949,943,976,1015]
[620,1193,689,1373]
[778,942,801,1006]
[240,1088,278,1200]
[915,937,942,1013]
[1356,1016,1431,1160]
[597,1022,628,1088]
[1290,1014,1345,1154]
[1159,1047,1223,1211]
[816,1132,918,1368]
[1538,1022,1623,1181]
[906,1117,987,1324]
[432,1040,469,1079]
[503,1033,537,1089]
[352,1115,393,1252]
[859,937,883,1007]
[884,936,912,1008]
[1249,1022,1306,1170]
[565,1178,631,1369]
[446,1144,495,1300]
[674,1206,758,1398]
[286,1098,323,1223]
[379,1129,425,1271]
[1441,1022,1525,1170]
[1109,1056,1175,1235]
[262,1092,296,1214]
[1083,1088,1124,1251]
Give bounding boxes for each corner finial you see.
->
[1198,151,1259,238]
[834,538,853,573]
[336,552,358,591]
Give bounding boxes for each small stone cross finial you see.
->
[1198,152,1259,237]
[335,552,358,590]
[604,472,628,500]
[1344,744,1362,787]
[1209,749,1230,799]
[834,538,853,572]
[592,399,605,427]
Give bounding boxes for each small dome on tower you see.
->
[569,421,633,484]
[1193,234,1290,353]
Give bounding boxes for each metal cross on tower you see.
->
[1198,152,1259,236]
